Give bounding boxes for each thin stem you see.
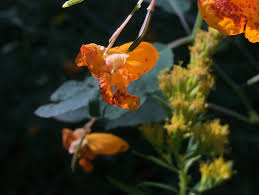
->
[167,0,191,35]
[127,0,156,52]
[71,118,97,172]
[192,12,202,38]
[208,103,251,124]
[104,0,144,54]
[213,63,259,123]
[179,170,188,195]
[168,35,193,49]
[168,11,202,49]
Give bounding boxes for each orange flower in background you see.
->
[62,128,129,172]
[198,0,259,43]
[75,42,159,110]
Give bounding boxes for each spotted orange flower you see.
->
[62,128,129,172]
[198,0,259,43]
[75,42,159,110]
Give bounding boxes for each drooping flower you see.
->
[62,128,129,172]
[198,0,259,43]
[75,42,159,110]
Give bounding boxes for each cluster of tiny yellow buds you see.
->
[190,28,224,60]
[158,69,173,99]
[165,112,190,133]
[139,122,164,147]
[199,157,233,191]
[193,119,229,155]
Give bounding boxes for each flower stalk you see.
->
[104,0,144,55]
[168,11,202,49]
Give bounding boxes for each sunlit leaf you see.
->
[35,77,98,118]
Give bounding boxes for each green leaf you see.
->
[138,181,178,193]
[35,77,99,118]
[62,0,85,8]
[184,155,201,173]
[133,151,178,172]
[107,177,148,195]
[153,94,173,118]
[54,106,90,123]
[103,42,174,120]
[144,0,191,14]
[185,137,200,159]
[105,96,166,129]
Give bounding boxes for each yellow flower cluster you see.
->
[193,119,229,155]
[200,157,234,190]
[159,28,224,134]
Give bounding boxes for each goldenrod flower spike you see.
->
[75,42,159,110]
[198,0,259,43]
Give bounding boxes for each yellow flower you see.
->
[193,119,229,155]
[200,157,234,189]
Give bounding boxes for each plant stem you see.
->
[167,0,191,34]
[104,0,144,54]
[208,103,251,124]
[168,11,202,49]
[213,63,259,124]
[179,170,188,195]
[192,12,202,38]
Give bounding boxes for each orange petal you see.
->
[110,42,159,86]
[198,0,246,35]
[111,88,140,110]
[85,133,129,155]
[79,159,94,173]
[198,0,259,43]
[244,2,259,43]
[62,128,76,150]
[98,76,140,110]
[75,44,106,77]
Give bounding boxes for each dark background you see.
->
[1,0,259,194]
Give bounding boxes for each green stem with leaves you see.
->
[179,169,188,195]
[213,63,259,124]
[168,12,202,49]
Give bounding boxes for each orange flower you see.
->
[198,0,259,43]
[62,128,129,172]
[75,42,159,110]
